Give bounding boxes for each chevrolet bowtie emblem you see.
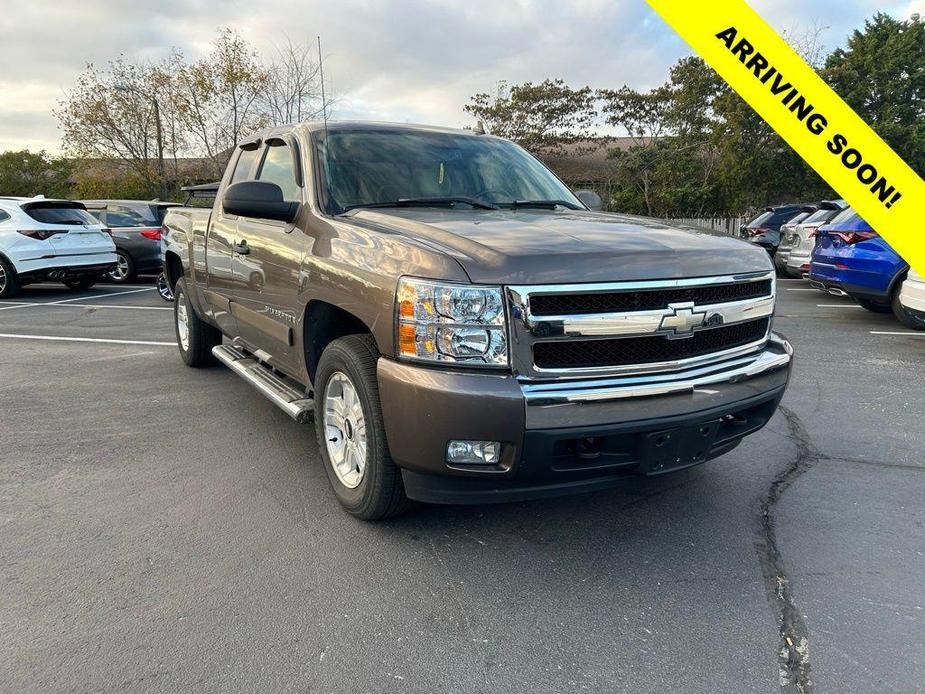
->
[659,303,708,337]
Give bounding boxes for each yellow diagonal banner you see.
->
[647,0,924,275]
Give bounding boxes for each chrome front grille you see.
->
[528,280,772,316]
[507,272,775,379]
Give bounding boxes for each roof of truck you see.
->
[244,120,484,142]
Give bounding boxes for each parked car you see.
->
[777,200,847,278]
[809,207,908,313]
[163,121,792,520]
[772,205,817,274]
[0,196,116,298]
[81,200,178,283]
[896,269,925,329]
[740,203,804,256]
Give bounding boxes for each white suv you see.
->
[0,196,117,298]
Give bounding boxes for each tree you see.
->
[464,79,597,154]
[825,12,925,175]
[56,56,176,196]
[595,52,831,216]
[174,29,270,177]
[599,60,728,216]
[0,150,73,198]
[263,38,326,125]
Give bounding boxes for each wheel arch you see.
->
[887,266,909,299]
[303,300,381,385]
[0,250,19,294]
[164,251,184,291]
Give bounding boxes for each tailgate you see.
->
[21,200,114,256]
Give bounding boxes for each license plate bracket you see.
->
[639,419,722,475]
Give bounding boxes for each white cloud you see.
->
[0,0,915,153]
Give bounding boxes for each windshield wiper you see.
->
[508,199,583,210]
[343,196,497,212]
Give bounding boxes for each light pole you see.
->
[114,84,166,200]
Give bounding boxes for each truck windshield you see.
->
[315,129,582,214]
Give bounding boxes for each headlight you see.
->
[396,277,507,366]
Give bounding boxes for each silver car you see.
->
[779,200,847,278]
[773,206,816,274]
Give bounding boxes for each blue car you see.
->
[809,207,909,313]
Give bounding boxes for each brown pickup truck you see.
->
[163,121,792,519]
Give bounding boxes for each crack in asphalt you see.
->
[757,405,819,694]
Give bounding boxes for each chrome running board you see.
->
[212,344,314,423]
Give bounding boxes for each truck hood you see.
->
[349,208,772,284]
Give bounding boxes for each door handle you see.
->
[234,240,250,255]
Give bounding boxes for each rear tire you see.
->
[314,334,410,520]
[892,290,925,330]
[64,277,97,290]
[856,298,891,313]
[174,278,221,367]
[0,255,20,299]
[107,251,136,284]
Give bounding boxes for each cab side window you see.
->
[230,147,260,185]
[257,141,301,202]
[0,209,10,223]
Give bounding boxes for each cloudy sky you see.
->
[0,0,921,153]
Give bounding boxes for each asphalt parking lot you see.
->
[1,279,923,693]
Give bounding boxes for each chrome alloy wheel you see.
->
[323,371,368,489]
[175,292,190,351]
[108,254,130,282]
[156,273,174,301]
[0,263,6,294]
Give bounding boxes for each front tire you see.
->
[174,278,221,367]
[314,335,409,520]
[0,255,20,298]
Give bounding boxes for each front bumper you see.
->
[378,335,792,504]
[900,275,925,314]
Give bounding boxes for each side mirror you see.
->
[223,181,300,223]
[575,189,602,212]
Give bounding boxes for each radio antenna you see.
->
[317,36,329,139]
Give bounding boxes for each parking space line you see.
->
[0,301,171,311]
[870,330,925,336]
[56,303,172,311]
[786,288,818,292]
[53,287,155,304]
[0,333,175,346]
[0,287,155,311]
[816,304,862,308]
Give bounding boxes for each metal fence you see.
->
[664,217,747,237]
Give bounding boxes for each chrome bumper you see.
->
[521,334,792,429]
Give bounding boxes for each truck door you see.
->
[229,136,306,374]
[204,143,260,335]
